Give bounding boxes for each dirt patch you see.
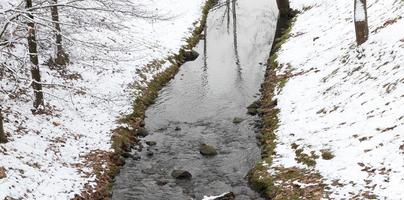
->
[0,167,6,179]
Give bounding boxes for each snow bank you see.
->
[202,193,229,200]
[0,0,205,199]
[272,0,404,199]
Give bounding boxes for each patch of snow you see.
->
[0,0,205,199]
[272,0,404,199]
[355,0,366,22]
[202,193,229,200]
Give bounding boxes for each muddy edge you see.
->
[72,1,219,199]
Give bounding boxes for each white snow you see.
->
[355,0,366,22]
[272,0,404,199]
[0,0,205,199]
[202,193,229,200]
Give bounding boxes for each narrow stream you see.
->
[112,0,278,199]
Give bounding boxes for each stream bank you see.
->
[247,7,324,200]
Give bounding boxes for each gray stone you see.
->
[199,144,218,156]
[183,50,199,62]
[145,141,157,146]
[137,127,149,137]
[171,170,192,180]
[232,117,244,124]
[156,179,169,186]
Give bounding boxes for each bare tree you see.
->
[1,0,168,112]
[0,108,6,143]
[232,0,240,68]
[276,0,290,17]
[354,0,368,45]
[26,0,45,109]
[50,0,69,65]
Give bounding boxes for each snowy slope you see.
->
[0,0,205,199]
[273,0,404,199]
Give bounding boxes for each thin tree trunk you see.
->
[226,0,230,33]
[232,0,240,68]
[276,0,290,17]
[0,109,6,143]
[354,0,369,45]
[51,0,69,65]
[26,0,45,109]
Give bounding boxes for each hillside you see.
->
[0,0,204,198]
[270,0,404,198]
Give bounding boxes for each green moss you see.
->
[111,127,135,155]
[248,162,275,197]
[278,78,288,89]
[186,0,218,49]
[295,148,318,167]
[321,150,335,160]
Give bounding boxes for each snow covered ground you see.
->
[273,0,404,199]
[0,0,204,199]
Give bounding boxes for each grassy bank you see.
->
[75,0,218,199]
[248,9,325,199]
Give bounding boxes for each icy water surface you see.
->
[112,0,278,199]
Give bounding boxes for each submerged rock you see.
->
[199,144,218,156]
[146,148,154,157]
[232,117,244,124]
[247,101,261,116]
[156,179,169,186]
[137,127,149,137]
[171,170,192,180]
[145,141,157,146]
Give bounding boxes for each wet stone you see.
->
[122,152,132,158]
[247,101,260,116]
[145,141,157,146]
[255,133,262,140]
[247,107,258,115]
[146,151,154,157]
[199,144,218,156]
[137,127,149,137]
[132,155,141,161]
[183,50,199,62]
[232,117,244,124]
[156,179,169,186]
[171,170,192,180]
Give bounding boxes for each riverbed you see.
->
[112,0,278,199]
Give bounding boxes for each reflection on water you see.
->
[112,0,279,199]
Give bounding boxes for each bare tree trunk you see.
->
[226,0,230,33]
[0,109,6,143]
[354,0,369,45]
[26,0,45,109]
[232,0,240,68]
[277,0,290,17]
[51,0,69,65]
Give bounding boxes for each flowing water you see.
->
[112,0,278,199]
